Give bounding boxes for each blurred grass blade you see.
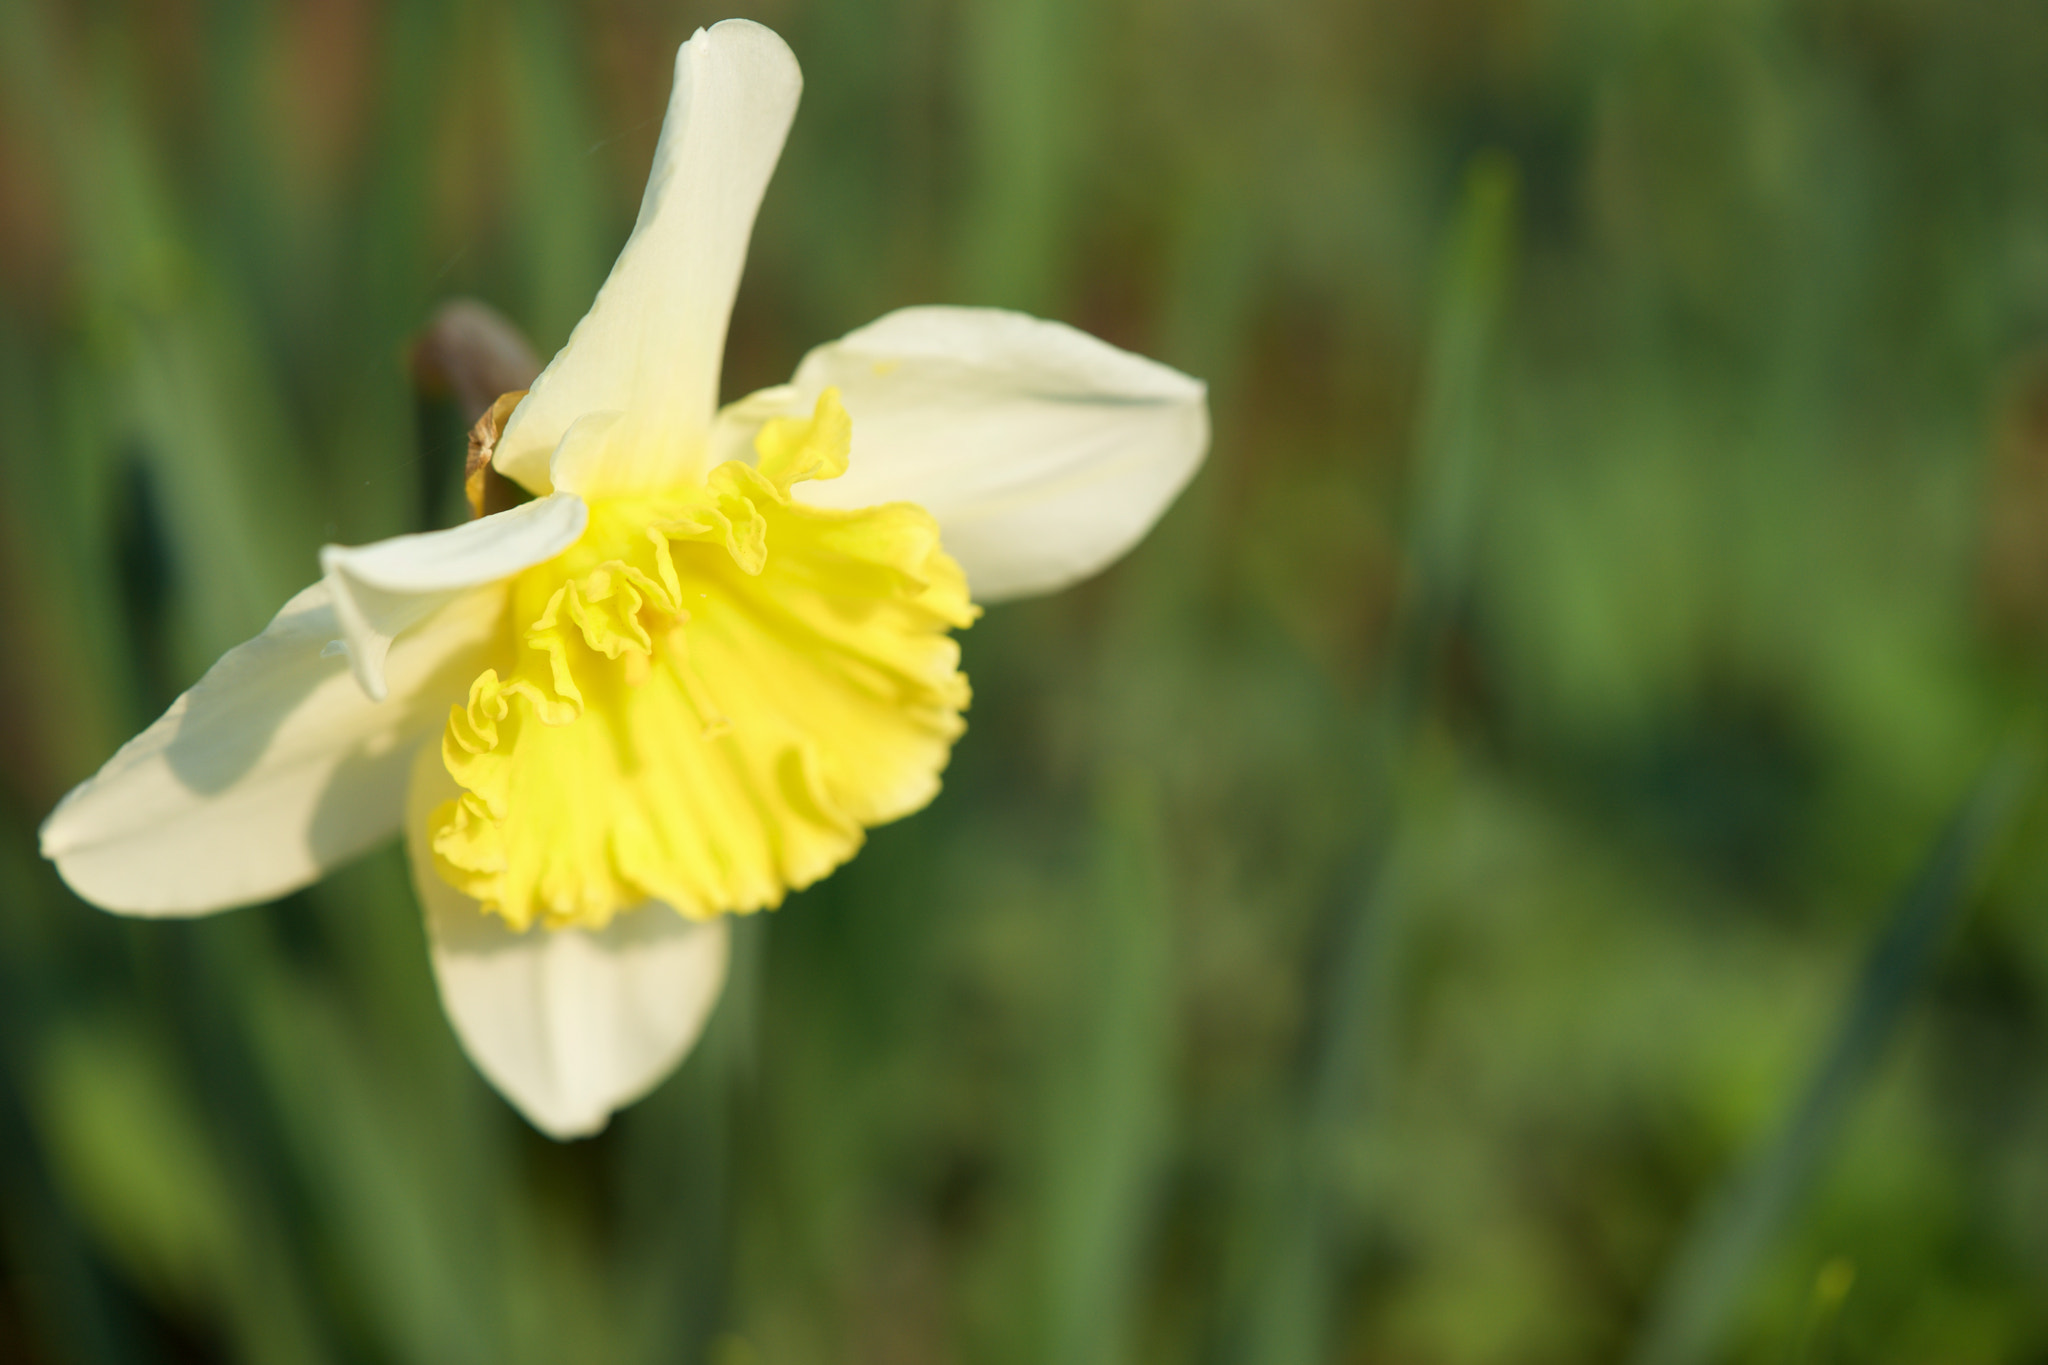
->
[1031,771,1173,1365]
[958,0,1099,310]
[1411,156,1516,575]
[1388,151,1518,723]
[1219,153,1517,1365]
[1628,738,2039,1365]
[238,959,506,1365]
[503,0,610,351]
[0,853,141,1364]
[33,1014,336,1365]
[611,919,753,1365]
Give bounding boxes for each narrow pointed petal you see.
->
[709,307,1209,602]
[407,751,731,1138]
[494,20,803,497]
[319,492,586,701]
[40,584,505,917]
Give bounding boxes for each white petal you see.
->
[406,750,730,1139]
[494,20,802,498]
[319,492,586,701]
[39,583,505,917]
[709,307,1209,602]
[541,411,628,500]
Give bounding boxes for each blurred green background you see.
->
[6,0,2048,1360]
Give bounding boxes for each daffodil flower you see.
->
[38,19,1207,1138]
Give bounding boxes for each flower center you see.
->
[425,391,978,931]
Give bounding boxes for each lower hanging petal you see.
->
[407,746,730,1139]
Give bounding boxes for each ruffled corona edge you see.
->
[426,392,979,931]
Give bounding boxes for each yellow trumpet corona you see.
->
[431,390,978,932]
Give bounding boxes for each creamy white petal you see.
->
[406,750,730,1139]
[541,411,628,500]
[39,583,506,917]
[319,492,585,702]
[709,306,1209,602]
[494,20,802,498]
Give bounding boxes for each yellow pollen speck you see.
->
[426,389,979,932]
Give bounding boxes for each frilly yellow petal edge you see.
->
[426,389,979,931]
